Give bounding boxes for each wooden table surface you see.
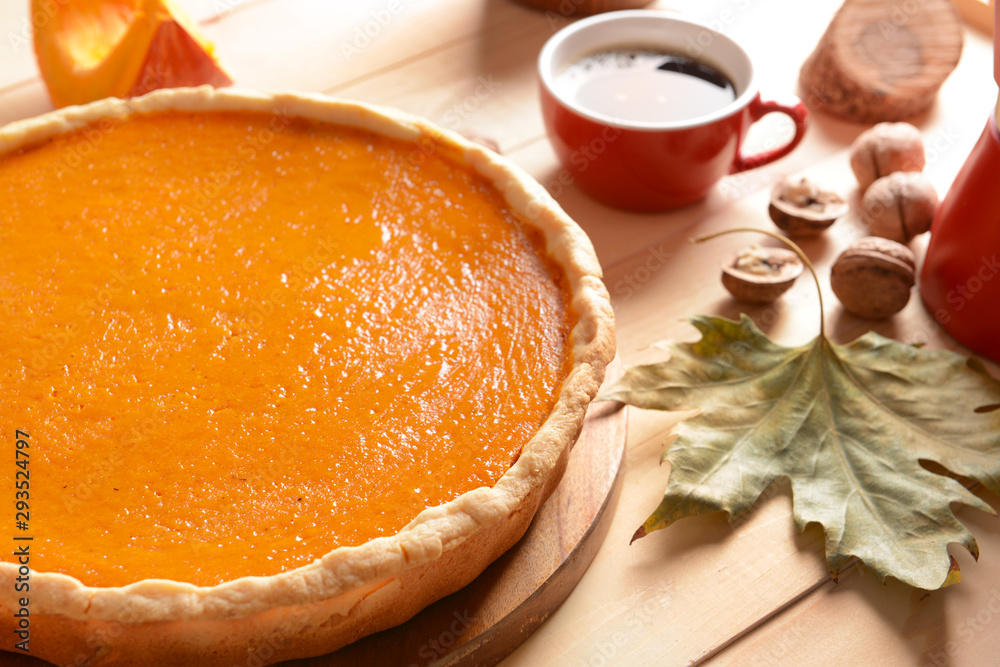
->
[2,1,1000,665]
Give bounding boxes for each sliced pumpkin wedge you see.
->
[33,0,232,108]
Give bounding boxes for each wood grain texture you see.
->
[708,485,1000,667]
[799,0,965,122]
[2,1,1000,665]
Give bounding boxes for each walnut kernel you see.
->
[769,178,848,237]
[721,245,804,304]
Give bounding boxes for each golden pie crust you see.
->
[0,87,614,665]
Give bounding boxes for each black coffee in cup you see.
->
[554,48,737,123]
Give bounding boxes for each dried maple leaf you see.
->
[605,232,1000,590]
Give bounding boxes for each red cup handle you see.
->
[729,96,809,174]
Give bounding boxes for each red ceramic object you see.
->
[538,11,808,212]
[920,0,1000,364]
[920,114,1000,363]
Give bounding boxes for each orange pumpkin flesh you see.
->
[33,0,231,108]
[0,111,571,588]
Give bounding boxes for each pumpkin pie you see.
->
[0,88,614,665]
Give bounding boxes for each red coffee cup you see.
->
[538,11,808,212]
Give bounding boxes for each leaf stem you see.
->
[694,228,825,338]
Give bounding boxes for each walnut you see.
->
[769,178,848,237]
[860,172,938,243]
[721,245,804,303]
[830,237,916,319]
[849,122,925,192]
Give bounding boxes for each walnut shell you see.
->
[830,237,916,319]
[860,172,938,243]
[721,246,804,304]
[769,178,848,238]
[849,122,925,192]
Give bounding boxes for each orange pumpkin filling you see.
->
[0,111,571,588]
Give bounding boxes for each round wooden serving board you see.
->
[1,395,627,667]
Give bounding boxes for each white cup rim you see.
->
[538,10,760,131]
